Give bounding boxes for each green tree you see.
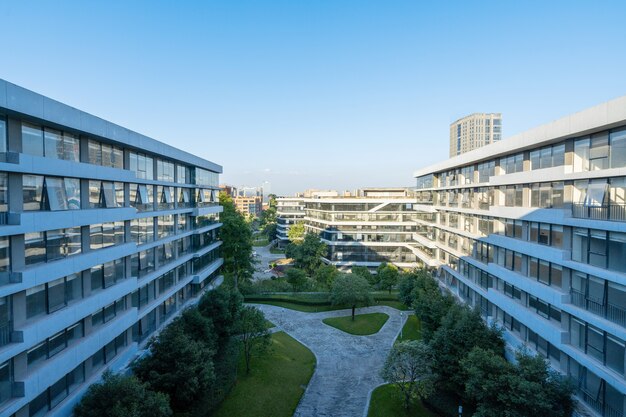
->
[330,273,373,320]
[352,266,378,287]
[287,232,327,275]
[264,222,278,241]
[313,264,339,288]
[381,341,435,410]
[397,271,419,306]
[462,348,574,417]
[197,285,243,343]
[235,306,272,374]
[132,318,216,413]
[412,273,455,341]
[219,192,254,288]
[74,371,171,417]
[429,305,504,395]
[377,263,400,294]
[286,267,308,292]
[287,222,305,242]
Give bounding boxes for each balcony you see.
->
[572,203,626,222]
[570,289,626,327]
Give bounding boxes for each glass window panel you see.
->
[63,133,80,162]
[47,278,66,313]
[26,284,46,318]
[25,232,46,265]
[606,336,625,374]
[609,232,626,273]
[22,123,44,157]
[0,118,6,153]
[102,182,117,208]
[47,330,66,358]
[65,273,82,303]
[45,177,68,211]
[88,140,101,165]
[43,128,64,159]
[23,175,44,211]
[64,178,81,210]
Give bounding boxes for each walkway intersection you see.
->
[250,304,410,417]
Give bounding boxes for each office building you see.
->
[276,197,305,247]
[414,96,626,417]
[279,188,426,269]
[450,112,502,157]
[233,195,263,217]
[0,80,223,417]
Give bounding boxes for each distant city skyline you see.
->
[1,1,625,195]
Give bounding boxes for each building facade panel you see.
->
[0,80,224,417]
[415,97,626,417]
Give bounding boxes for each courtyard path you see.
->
[251,304,410,417]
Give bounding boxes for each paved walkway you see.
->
[251,304,410,417]
[252,242,285,281]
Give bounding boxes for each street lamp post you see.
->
[400,312,404,340]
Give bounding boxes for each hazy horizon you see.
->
[1,1,626,195]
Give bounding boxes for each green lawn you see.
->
[269,247,285,254]
[212,331,316,417]
[264,320,275,329]
[323,312,389,335]
[245,293,410,312]
[368,384,439,417]
[253,238,270,247]
[396,314,421,342]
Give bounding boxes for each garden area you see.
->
[212,331,316,417]
[322,312,389,335]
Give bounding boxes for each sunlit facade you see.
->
[415,96,626,417]
[0,80,223,417]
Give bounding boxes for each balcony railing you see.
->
[572,203,626,222]
[0,321,12,347]
[570,290,626,327]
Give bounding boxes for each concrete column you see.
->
[80,179,90,210]
[8,173,23,213]
[12,351,27,386]
[79,135,90,163]
[10,235,25,273]
[80,225,91,254]
[6,117,22,153]
[12,291,26,329]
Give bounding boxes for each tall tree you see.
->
[352,266,378,287]
[235,306,272,374]
[381,341,435,410]
[462,347,574,417]
[219,192,254,288]
[377,263,400,294]
[286,267,308,292]
[74,372,171,417]
[314,264,339,288]
[429,305,504,395]
[132,318,216,413]
[286,232,327,275]
[330,273,373,320]
[287,222,305,242]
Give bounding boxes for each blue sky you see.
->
[1,1,625,195]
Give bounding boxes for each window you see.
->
[500,153,524,174]
[610,127,626,169]
[26,275,82,319]
[90,222,125,250]
[22,123,79,161]
[23,175,80,211]
[177,164,190,184]
[131,216,154,245]
[530,144,565,170]
[158,215,175,238]
[531,182,563,208]
[130,183,153,211]
[89,181,123,208]
[129,151,154,179]
[194,168,218,187]
[157,159,175,182]
[88,139,123,168]
[0,118,6,154]
[157,186,174,210]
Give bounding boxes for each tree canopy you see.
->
[235,306,272,374]
[330,273,373,320]
[381,340,435,409]
[286,232,327,275]
[74,372,171,417]
[219,192,254,288]
[287,222,305,242]
[377,263,400,293]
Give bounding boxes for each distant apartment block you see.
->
[415,96,626,417]
[276,197,305,247]
[278,188,425,269]
[450,112,502,157]
[234,195,262,217]
[0,80,223,417]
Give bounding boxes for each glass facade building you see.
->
[0,80,223,417]
[413,95,626,417]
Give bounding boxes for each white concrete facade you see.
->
[0,80,224,417]
[415,95,626,417]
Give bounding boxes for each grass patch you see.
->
[368,384,438,417]
[270,247,285,254]
[253,238,270,247]
[396,315,421,342]
[323,312,389,335]
[245,293,409,312]
[212,331,315,417]
[264,320,275,329]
